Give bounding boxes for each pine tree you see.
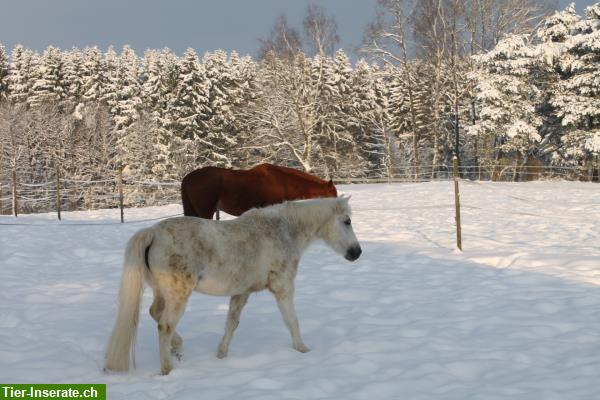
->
[63,48,84,103]
[163,48,211,176]
[387,60,430,175]
[537,3,580,44]
[29,46,65,107]
[113,46,143,174]
[348,59,387,177]
[141,49,177,112]
[311,51,343,175]
[81,47,109,105]
[202,50,241,167]
[8,45,39,104]
[469,34,543,171]
[141,48,180,180]
[225,51,258,167]
[548,4,600,167]
[0,43,9,99]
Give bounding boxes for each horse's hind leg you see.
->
[156,283,193,375]
[149,287,183,359]
[217,293,250,359]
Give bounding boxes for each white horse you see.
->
[104,196,361,375]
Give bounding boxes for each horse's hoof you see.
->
[216,349,228,359]
[171,347,183,361]
[294,344,310,353]
[160,366,172,375]
[171,349,183,362]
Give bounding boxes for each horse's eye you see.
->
[344,218,351,226]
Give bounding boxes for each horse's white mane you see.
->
[240,197,350,226]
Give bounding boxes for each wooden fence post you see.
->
[56,163,61,221]
[11,168,18,217]
[118,165,124,223]
[453,156,462,251]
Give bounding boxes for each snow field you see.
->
[1,181,599,399]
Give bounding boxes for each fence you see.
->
[0,164,597,218]
[334,164,599,183]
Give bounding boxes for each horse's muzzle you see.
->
[345,245,362,261]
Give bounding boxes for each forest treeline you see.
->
[1,1,599,203]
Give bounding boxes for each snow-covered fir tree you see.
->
[310,51,347,175]
[8,45,39,104]
[112,46,143,171]
[163,48,211,177]
[80,47,109,105]
[548,3,600,167]
[62,48,84,103]
[387,60,430,175]
[202,50,243,167]
[29,46,65,107]
[348,59,388,176]
[141,48,180,180]
[469,34,543,168]
[537,3,580,44]
[224,51,258,166]
[0,43,9,98]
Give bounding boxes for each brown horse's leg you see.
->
[196,203,216,219]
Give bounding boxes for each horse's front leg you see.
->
[217,293,250,358]
[269,276,310,353]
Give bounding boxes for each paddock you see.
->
[0,182,599,400]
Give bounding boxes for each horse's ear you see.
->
[338,194,351,203]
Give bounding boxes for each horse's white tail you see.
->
[104,227,154,372]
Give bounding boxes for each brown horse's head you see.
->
[326,180,338,197]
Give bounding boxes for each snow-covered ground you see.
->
[1,181,599,400]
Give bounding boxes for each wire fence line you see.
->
[457,179,597,223]
[0,212,184,226]
[0,164,597,218]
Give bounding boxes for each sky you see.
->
[0,0,597,59]
[0,0,378,58]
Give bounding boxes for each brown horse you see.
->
[181,163,338,219]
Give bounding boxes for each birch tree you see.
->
[363,0,423,180]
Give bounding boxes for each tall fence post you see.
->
[11,168,18,217]
[56,163,61,221]
[118,165,124,223]
[453,156,462,251]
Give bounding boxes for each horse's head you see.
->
[326,180,338,198]
[320,196,361,262]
